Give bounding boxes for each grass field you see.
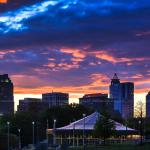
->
[67,143,150,150]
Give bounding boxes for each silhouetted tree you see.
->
[135,101,145,145]
[94,113,115,145]
[0,104,94,147]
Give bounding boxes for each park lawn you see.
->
[68,143,150,150]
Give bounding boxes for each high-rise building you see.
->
[121,82,134,119]
[0,74,14,114]
[109,73,122,114]
[79,93,114,114]
[146,92,150,118]
[42,92,69,108]
[109,73,134,119]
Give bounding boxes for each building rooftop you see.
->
[82,93,108,98]
[112,73,119,80]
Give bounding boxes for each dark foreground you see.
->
[63,143,150,150]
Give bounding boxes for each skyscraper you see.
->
[109,73,122,114]
[121,82,134,119]
[146,92,150,117]
[109,73,134,119]
[0,74,14,114]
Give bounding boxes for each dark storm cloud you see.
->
[0,0,150,93]
[0,0,150,57]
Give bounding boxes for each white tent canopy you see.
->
[57,112,135,131]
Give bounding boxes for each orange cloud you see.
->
[0,50,17,60]
[44,62,56,68]
[11,74,44,88]
[91,51,149,63]
[60,48,86,59]
[13,73,109,95]
[90,73,109,87]
[0,0,7,3]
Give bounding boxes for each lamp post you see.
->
[125,120,128,139]
[53,119,56,146]
[46,120,49,146]
[18,129,21,149]
[82,114,86,148]
[32,121,35,147]
[73,119,76,147]
[7,121,10,150]
[139,120,142,144]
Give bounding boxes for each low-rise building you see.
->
[79,93,113,114]
[42,92,69,108]
[17,98,43,113]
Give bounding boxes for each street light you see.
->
[53,119,56,146]
[7,121,10,150]
[18,129,21,149]
[139,120,142,144]
[82,114,86,148]
[32,121,35,147]
[125,120,128,139]
[73,119,76,147]
[46,120,49,145]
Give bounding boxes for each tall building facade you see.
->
[121,82,134,119]
[109,73,122,114]
[79,93,114,114]
[42,92,69,108]
[0,74,14,114]
[146,92,150,118]
[109,73,134,119]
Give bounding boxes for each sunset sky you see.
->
[0,0,149,109]
[0,0,7,4]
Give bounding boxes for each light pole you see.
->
[139,120,142,144]
[82,114,86,148]
[73,119,76,147]
[32,121,35,147]
[18,129,21,149]
[125,120,128,139]
[53,119,56,146]
[7,121,10,150]
[46,120,49,146]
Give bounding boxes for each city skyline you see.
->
[0,0,149,107]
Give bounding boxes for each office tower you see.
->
[0,74,14,114]
[42,92,69,108]
[109,73,134,119]
[109,73,122,114]
[17,98,43,113]
[121,82,134,119]
[146,92,150,117]
[79,93,113,114]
